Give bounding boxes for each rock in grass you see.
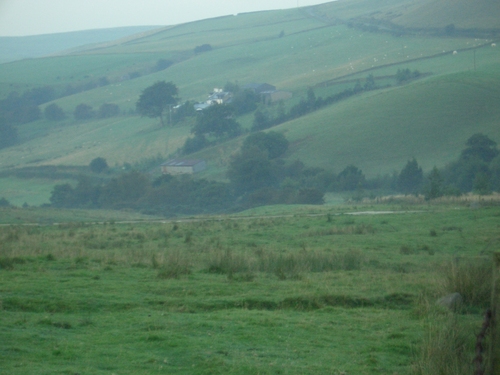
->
[436,293,463,311]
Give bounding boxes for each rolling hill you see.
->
[0,0,499,205]
[0,26,161,64]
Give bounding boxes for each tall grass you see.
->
[411,315,475,375]
[411,257,493,375]
[441,257,492,308]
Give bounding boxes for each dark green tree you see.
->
[154,59,173,72]
[50,184,74,207]
[295,188,324,204]
[252,109,271,131]
[490,155,500,192]
[0,117,18,149]
[242,131,288,159]
[460,133,498,163]
[337,165,365,191]
[473,172,491,195]
[192,104,241,139]
[181,134,208,155]
[0,197,11,207]
[424,166,444,200]
[89,157,109,173]
[44,103,65,121]
[136,81,179,127]
[230,89,260,115]
[397,158,423,194]
[99,171,150,208]
[364,74,376,90]
[227,146,278,194]
[74,103,95,120]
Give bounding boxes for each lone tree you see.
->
[460,133,498,163]
[136,81,178,126]
[398,158,423,194]
[89,157,108,174]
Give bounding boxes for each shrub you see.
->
[0,197,11,207]
[74,103,95,120]
[89,157,108,174]
[194,44,212,53]
[44,103,66,121]
[441,258,492,307]
[157,251,192,279]
[411,315,474,375]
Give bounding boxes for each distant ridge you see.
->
[0,26,162,63]
[313,0,500,32]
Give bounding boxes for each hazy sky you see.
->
[0,0,331,36]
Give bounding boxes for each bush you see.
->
[74,103,95,120]
[154,59,174,72]
[411,315,474,375]
[44,103,65,121]
[89,157,108,174]
[441,258,492,307]
[157,251,192,279]
[0,197,11,207]
[181,134,208,155]
[194,44,212,53]
[0,120,18,149]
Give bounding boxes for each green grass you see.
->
[0,177,72,206]
[0,203,497,374]
[0,207,163,224]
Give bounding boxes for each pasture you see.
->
[1,201,498,374]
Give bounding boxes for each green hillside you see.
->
[0,0,500,204]
[315,0,500,30]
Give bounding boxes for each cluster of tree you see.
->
[154,59,174,72]
[50,171,235,216]
[0,87,56,126]
[395,69,421,84]
[0,117,18,149]
[222,82,261,115]
[182,103,242,154]
[0,86,60,149]
[49,132,326,215]
[194,44,213,54]
[393,134,500,199]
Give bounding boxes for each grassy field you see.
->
[1,201,497,374]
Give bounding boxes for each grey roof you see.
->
[161,159,205,167]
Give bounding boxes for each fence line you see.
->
[485,252,500,374]
[475,309,492,375]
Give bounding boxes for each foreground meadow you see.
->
[1,203,498,374]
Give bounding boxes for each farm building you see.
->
[194,88,232,111]
[262,90,293,104]
[161,159,207,175]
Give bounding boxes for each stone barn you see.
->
[161,159,206,175]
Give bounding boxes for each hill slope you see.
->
[0,0,499,204]
[314,0,500,30]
